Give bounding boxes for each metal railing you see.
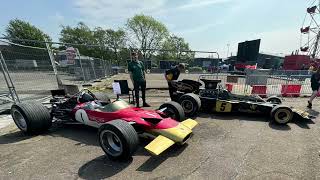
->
[0,40,112,109]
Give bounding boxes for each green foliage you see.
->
[126,14,169,59]
[59,22,98,57]
[4,14,193,66]
[161,35,195,62]
[59,23,127,64]
[5,19,52,48]
[188,66,203,72]
[105,29,127,65]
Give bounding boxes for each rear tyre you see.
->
[159,101,185,121]
[11,102,52,134]
[179,93,201,117]
[270,105,293,124]
[98,120,139,160]
[266,96,282,104]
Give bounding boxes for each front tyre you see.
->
[179,93,201,117]
[11,102,52,134]
[159,101,185,121]
[98,120,139,160]
[270,105,293,124]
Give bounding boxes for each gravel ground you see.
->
[0,95,320,180]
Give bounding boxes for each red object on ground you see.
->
[226,83,233,91]
[283,55,311,70]
[251,85,267,98]
[281,84,302,97]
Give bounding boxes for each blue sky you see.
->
[0,0,314,57]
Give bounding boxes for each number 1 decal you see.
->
[75,109,90,124]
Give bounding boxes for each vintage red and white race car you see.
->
[10,89,198,160]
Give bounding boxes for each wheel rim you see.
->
[100,130,123,157]
[275,109,291,123]
[12,109,27,131]
[181,100,194,114]
[164,107,177,120]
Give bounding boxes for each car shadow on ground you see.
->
[77,143,188,179]
[76,131,188,178]
[196,112,317,131]
[0,123,99,145]
[136,143,188,172]
[48,123,99,146]
[0,123,188,177]
[78,155,133,180]
[0,130,36,144]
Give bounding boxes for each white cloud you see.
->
[178,0,231,10]
[73,0,167,24]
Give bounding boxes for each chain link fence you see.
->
[0,40,112,110]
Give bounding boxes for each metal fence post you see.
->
[101,57,106,77]
[75,49,86,83]
[0,51,20,103]
[45,38,62,87]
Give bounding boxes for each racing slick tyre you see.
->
[98,120,139,160]
[179,93,201,117]
[11,102,52,134]
[94,92,111,103]
[159,101,185,121]
[266,96,282,105]
[270,105,293,124]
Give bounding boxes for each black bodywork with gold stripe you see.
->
[170,78,314,124]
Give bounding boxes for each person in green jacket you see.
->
[308,67,320,108]
[128,52,150,107]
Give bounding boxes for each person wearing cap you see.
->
[165,63,186,101]
[308,67,320,108]
[128,52,150,107]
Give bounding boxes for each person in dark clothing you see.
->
[128,52,150,107]
[308,67,320,108]
[165,63,186,101]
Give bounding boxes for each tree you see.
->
[126,14,169,59]
[161,35,194,62]
[59,22,97,57]
[105,29,127,65]
[5,19,51,48]
[59,23,127,65]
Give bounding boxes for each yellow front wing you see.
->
[145,135,175,155]
[144,119,198,156]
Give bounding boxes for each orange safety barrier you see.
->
[251,85,267,98]
[281,84,302,97]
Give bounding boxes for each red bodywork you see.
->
[71,101,179,130]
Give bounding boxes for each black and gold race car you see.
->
[169,78,313,124]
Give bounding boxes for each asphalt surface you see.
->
[0,96,320,180]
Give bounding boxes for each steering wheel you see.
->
[70,89,96,103]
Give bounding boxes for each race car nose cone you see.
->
[153,122,194,143]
